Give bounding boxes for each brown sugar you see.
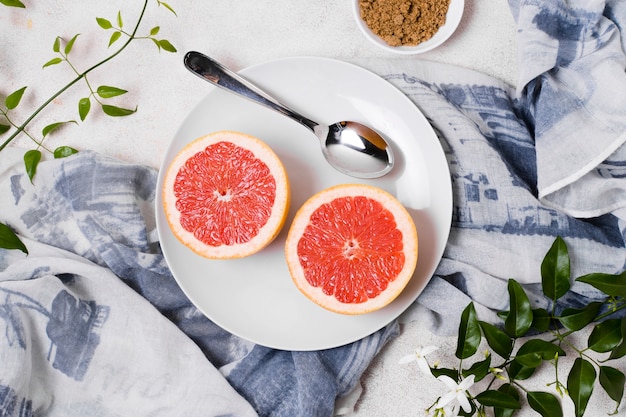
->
[359,0,451,47]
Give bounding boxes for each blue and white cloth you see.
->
[1,0,625,416]
[382,0,626,332]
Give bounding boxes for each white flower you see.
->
[399,345,438,375]
[436,374,475,413]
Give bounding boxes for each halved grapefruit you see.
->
[163,130,290,259]
[285,184,418,315]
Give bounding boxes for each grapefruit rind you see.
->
[163,130,290,259]
[285,184,418,315]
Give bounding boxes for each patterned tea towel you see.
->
[1,1,625,417]
[368,0,626,333]
[0,149,398,417]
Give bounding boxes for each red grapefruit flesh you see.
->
[285,184,418,315]
[163,130,290,259]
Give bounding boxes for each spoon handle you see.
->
[184,51,318,131]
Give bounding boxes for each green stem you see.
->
[550,299,626,341]
[1,109,41,149]
[0,0,149,152]
[595,299,626,320]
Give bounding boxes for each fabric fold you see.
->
[356,57,625,338]
[0,148,395,417]
[510,0,626,217]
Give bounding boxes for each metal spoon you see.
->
[183,51,394,179]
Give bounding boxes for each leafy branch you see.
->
[0,0,176,253]
[0,0,177,180]
[403,236,626,417]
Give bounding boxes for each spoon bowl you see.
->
[184,51,394,179]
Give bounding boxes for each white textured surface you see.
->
[1,0,518,169]
[354,320,616,416]
[4,1,612,416]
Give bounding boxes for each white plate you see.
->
[156,56,452,351]
[352,0,465,54]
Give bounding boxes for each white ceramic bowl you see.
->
[352,0,465,54]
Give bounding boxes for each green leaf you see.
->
[116,10,123,28]
[541,236,570,301]
[150,26,160,36]
[494,384,520,417]
[23,149,41,183]
[479,321,513,358]
[53,36,61,52]
[558,302,603,331]
[158,1,177,16]
[101,104,136,117]
[524,339,566,359]
[567,358,596,417]
[532,308,551,332]
[53,146,78,159]
[0,0,26,8]
[78,97,91,121]
[508,360,536,380]
[514,339,565,368]
[599,366,625,407]
[504,279,533,338]
[96,85,128,99]
[609,318,626,360]
[157,39,177,52]
[430,367,458,380]
[151,38,161,50]
[5,86,27,110]
[588,319,622,353]
[64,33,80,55]
[42,120,76,137]
[108,31,122,47]
[462,354,491,382]
[496,310,509,323]
[527,391,563,417]
[576,272,626,298]
[0,124,10,135]
[96,17,113,29]
[456,302,481,359]
[42,57,63,68]
[0,222,28,254]
[514,352,542,369]
[475,390,521,409]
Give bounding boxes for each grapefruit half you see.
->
[285,184,418,315]
[163,130,290,259]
